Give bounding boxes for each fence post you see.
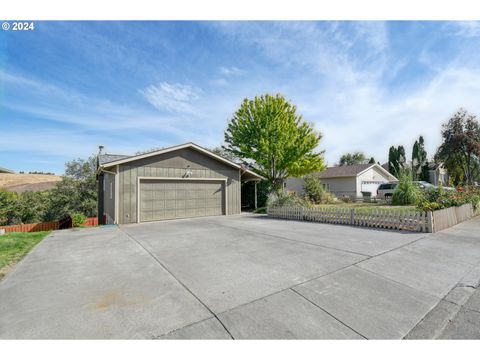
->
[426,211,434,233]
[350,209,354,225]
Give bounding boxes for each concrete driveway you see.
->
[1,214,480,339]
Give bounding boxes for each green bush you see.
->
[417,201,442,212]
[416,186,480,212]
[0,189,18,226]
[71,213,87,227]
[253,207,267,214]
[392,174,422,206]
[267,191,311,208]
[303,175,336,204]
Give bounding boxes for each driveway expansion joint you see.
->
[203,219,372,258]
[290,287,368,339]
[118,226,235,339]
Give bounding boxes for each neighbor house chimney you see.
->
[98,145,104,154]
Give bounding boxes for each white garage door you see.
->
[139,179,225,222]
[361,181,384,195]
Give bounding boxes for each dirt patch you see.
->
[95,291,145,310]
[0,263,16,280]
[6,181,59,193]
[0,174,61,191]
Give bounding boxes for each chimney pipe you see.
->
[98,145,104,154]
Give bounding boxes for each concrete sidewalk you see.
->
[1,214,480,339]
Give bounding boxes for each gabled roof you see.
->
[98,142,264,180]
[98,154,129,166]
[316,164,372,178]
[0,166,15,174]
[316,163,397,180]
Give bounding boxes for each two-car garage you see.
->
[139,179,226,222]
[97,143,263,225]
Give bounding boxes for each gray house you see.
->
[286,163,397,198]
[97,142,262,224]
[428,162,449,186]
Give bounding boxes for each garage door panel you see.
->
[140,180,225,222]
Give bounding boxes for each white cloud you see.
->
[301,66,480,166]
[5,22,480,173]
[219,66,246,76]
[450,21,480,37]
[212,22,480,165]
[140,82,201,113]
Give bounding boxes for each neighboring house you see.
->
[286,163,397,198]
[428,162,449,186]
[0,166,15,174]
[97,142,263,225]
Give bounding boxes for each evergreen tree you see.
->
[412,136,428,181]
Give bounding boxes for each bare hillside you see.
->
[0,174,62,193]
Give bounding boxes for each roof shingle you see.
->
[98,154,129,166]
[316,164,373,178]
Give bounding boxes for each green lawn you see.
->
[313,202,417,213]
[0,231,50,280]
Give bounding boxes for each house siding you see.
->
[117,148,241,224]
[103,172,116,224]
[286,176,357,197]
[321,177,357,197]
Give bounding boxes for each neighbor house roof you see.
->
[316,163,397,180]
[316,164,372,178]
[0,166,15,174]
[97,142,264,180]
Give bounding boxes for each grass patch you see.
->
[312,203,417,214]
[253,207,267,214]
[0,231,50,280]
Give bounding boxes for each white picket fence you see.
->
[267,203,477,233]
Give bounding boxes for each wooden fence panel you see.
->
[0,217,99,233]
[0,221,60,233]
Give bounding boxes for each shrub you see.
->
[392,174,422,205]
[267,191,310,208]
[253,207,267,214]
[417,201,442,212]
[303,175,336,204]
[0,189,18,225]
[416,186,480,212]
[71,213,87,227]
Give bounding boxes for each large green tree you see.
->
[436,109,480,185]
[338,152,367,166]
[411,136,429,181]
[388,145,406,178]
[224,94,325,191]
[44,155,98,220]
[210,146,241,163]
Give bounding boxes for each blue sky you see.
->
[1,21,480,174]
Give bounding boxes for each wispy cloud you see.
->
[3,21,480,174]
[449,21,480,37]
[219,66,246,76]
[139,82,201,113]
